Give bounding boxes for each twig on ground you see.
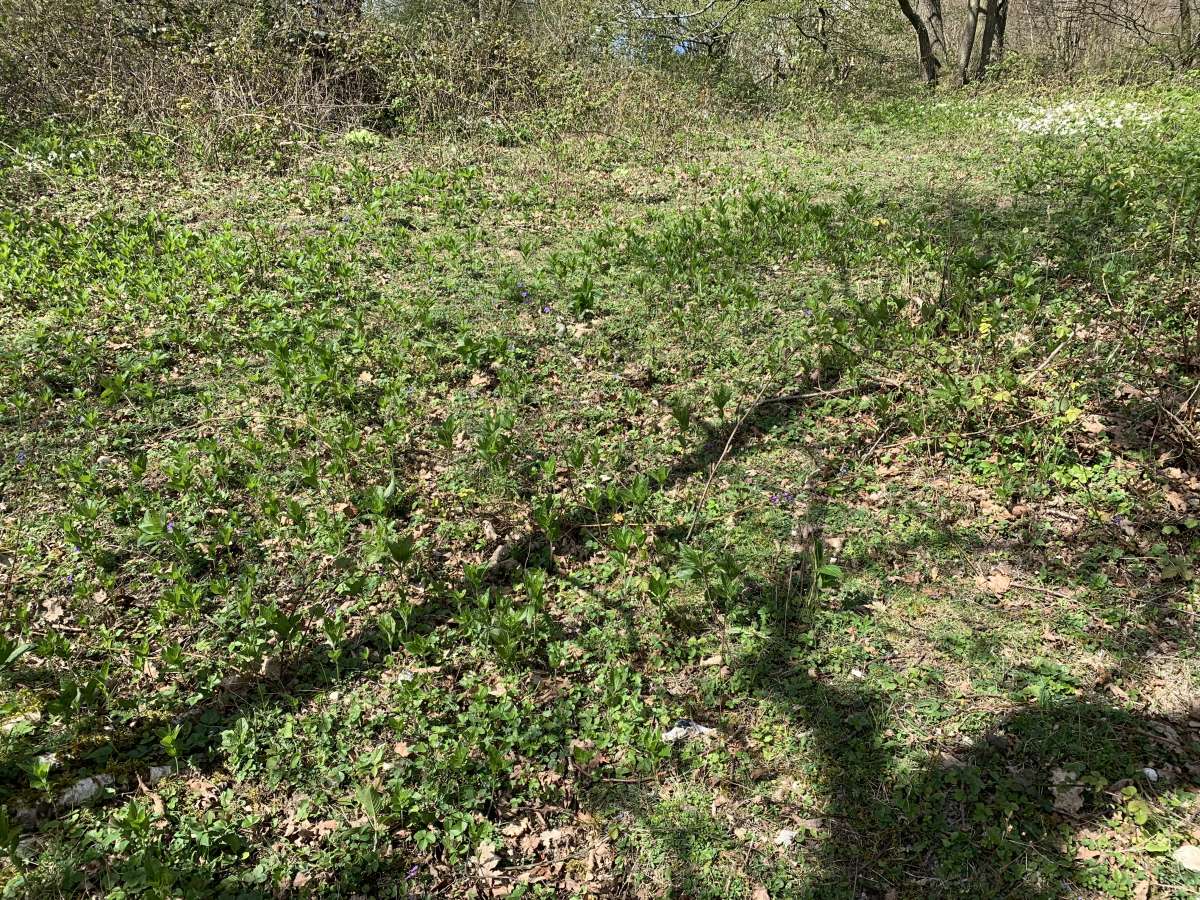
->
[1020,332,1074,383]
[686,378,773,540]
[1012,581,1075,600]
[685,376,904,540]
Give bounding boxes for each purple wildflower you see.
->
[406,864,419,879]
[540,304,552,314]
[166,521,175,534]
[15,450,26,466]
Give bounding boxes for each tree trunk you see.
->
[995,0,1008,61]
[958,0,982,84]
[976,0,995,78]
[977,0,1008,75]
[918,0,950,66]
[1183,0,1195,66]
[898,0,947,84]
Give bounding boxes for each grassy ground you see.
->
[1,79,1199,898]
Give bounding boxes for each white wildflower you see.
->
[1013,100,1163,137]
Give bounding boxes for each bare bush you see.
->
[0,0,612,158]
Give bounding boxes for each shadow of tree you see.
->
[6,372,1195,896]
[736,589,1199,898]
[4,139,1198,898]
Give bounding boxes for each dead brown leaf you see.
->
[473,840,500,878]
[313,819,339,838]
[978,571,1012,595]
[1050,768,1084,815]
[501,818,529,838]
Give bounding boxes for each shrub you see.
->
[0,0,608,160]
